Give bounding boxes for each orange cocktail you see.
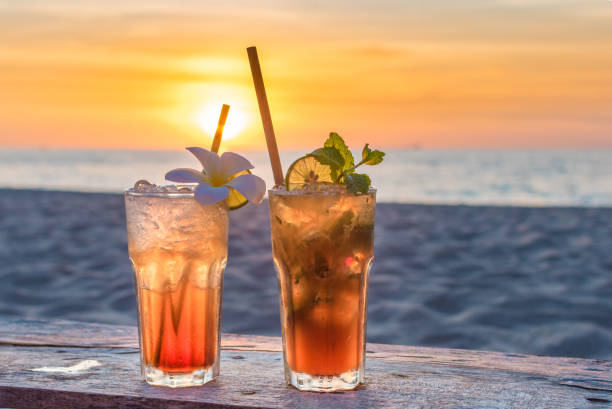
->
[125,187,227,387]
[269,186,375,391]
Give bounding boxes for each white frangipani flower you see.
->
[165,147,266,208]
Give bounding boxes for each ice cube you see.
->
[189,257,226,289]
[133,179,154,192]
[135,249,187,292]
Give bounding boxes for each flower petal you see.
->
[165,168,204,183]
[219,152,254,178]
[186,147,221,178]
[194,183,229,206]
[226,174,266,205]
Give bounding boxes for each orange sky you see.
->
[0,0,611,149]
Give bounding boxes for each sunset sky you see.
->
[0,0,611,150]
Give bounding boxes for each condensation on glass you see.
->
[125,189,228,387]
[269,187,375,392]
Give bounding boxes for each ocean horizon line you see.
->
[1,187,611,210]
[1,149,611,207]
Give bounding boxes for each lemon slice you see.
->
[285,155,334,191]
[225,170,249,210]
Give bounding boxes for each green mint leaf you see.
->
[362,144,372,160]
[329,210,355,238]
[310,147,344,180]
[344,173,371,194]
[361,143,385,165]
[325,132,354,171]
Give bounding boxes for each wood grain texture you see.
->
[0,318,610,409]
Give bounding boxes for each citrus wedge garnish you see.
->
[285,154,334,191]
[225,170,249,210]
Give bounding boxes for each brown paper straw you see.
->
[247,46,284,186]
[210,104,230,154]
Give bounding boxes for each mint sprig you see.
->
[325,132,355,170]
[310,132,385,194]
[362,144,385,165]
[344,173,371,194]
[310,147,344,181]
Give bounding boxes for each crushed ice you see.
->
[132,180,194,193]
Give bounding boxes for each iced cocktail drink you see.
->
[125,186,228,387]
[269,186,375,391]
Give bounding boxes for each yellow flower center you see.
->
[204,173,228,188]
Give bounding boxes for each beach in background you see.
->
[1,148,611,359]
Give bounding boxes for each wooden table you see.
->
[0,318,610,408]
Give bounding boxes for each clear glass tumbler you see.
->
[125,188,228,387]
[269,187,376,392]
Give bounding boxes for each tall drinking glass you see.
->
[269,187,376,392]
[125,188,228,387]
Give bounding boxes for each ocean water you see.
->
[0,148,611,206]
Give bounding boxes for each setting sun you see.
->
[195,102,249,141]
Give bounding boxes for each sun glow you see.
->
[195,102,248,141]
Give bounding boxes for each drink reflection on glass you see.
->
[125,185,227,387]
[269,186,375,392]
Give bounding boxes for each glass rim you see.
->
[268,186,377,196]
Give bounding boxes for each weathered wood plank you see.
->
[0,318,611,409]
[0,318,138,348]
[2,318,610,383]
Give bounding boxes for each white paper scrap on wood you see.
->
[31,359,101,374]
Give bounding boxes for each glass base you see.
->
[288,369,362,392]
[144,365,215,388]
